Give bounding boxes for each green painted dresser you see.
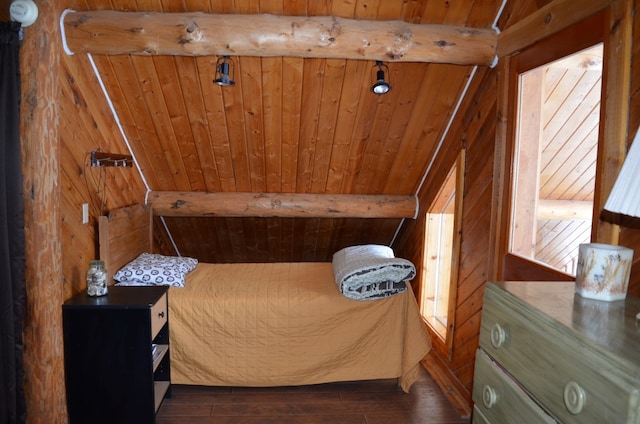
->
[473,281,640,424]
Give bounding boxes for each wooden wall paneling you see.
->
[281,57,304,192]
[240,57,267,192]
[466,0,502,27]
[371,64,424,195]
[176,56,222,192]
[310,58,346,193]
[97,55,165,189]
[156,56,206,190]
[262,57,284,192]
[297,58,326,193]
[222,58,252,192]
[383,64,450,194]
[134,55,191,190]
[339,65,379,193]
[353,97,395,194]
[325,60,368,193]
[196,55,236,191]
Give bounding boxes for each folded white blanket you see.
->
[332,245,416,300]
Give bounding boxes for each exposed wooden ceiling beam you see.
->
[148,191,418,219]
[61,10,497,66]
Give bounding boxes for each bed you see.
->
[99,204,431,392]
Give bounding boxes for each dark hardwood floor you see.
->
[156,366,472,424]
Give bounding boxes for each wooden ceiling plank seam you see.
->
[296,58,325,193]
[419,0,453,25]
[542,69,602,145]
[324,60,369,194]
[541,122,599,200]
[329,0,358,18]
[354,0,382,20]
[382,64,447,194]
[238,57,268,192]
[258,0,284,14]
[283,0,307,16]
[195,56,237,191]
[399,0,427,24]
[371,64,427,195]
[307,0,331,16]
[155,55,208,191]
[182,1,215,12]
[408,65,476,188]
[261,57,284,192]
[338,59,383,194]
[540,97,601,199]
[77,54,158,191]
[310,58,347,193]
[157,0,226,232]
[220,57,252,192]
[100,54,167,189]
[130,55,192,190]
[354,66,409,194]
[62,56,120,157]
[466,0,503,28]
[174,56,223,192]
[386,64,470,194]
[280,57,304,192]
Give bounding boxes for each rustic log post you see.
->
[21,1,67,423]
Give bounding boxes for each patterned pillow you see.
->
[114,253,198,287]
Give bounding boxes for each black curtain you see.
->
[0,21,26,424]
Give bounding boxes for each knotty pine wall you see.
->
[60,51,147,299]
[395,0,640,412]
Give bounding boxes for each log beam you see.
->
[61,10,497,66]
[537,199,593,220]
[148,191,418,219]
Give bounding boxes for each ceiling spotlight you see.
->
[213,56,235,86]
[371,61,391,95]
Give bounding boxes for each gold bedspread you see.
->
[168,262,431,392]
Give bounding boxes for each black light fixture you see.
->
[370,60,391,94]
[213,56,235,86]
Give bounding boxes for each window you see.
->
[510,44,603,275]
[421,151,464,342]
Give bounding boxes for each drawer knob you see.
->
[158,311,165,319]
[490,323,506,348]
[482,385,498,409]
[563,381,586,414]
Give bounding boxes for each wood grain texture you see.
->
[62,11,498,65]
[20,1,67,422]
[479,282,640,423]
[148,191,417,218]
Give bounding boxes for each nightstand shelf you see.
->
[63,286,171,424]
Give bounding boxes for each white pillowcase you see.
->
[114,253,198,287]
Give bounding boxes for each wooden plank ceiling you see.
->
[63,0,504,263]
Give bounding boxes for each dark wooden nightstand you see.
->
[63,286,170,424]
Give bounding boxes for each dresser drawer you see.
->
[473,349,556,424]
[480,284,639,424]
[150,292,168,340]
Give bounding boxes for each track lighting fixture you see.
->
[370,61,391,94]
[213,56,235,86]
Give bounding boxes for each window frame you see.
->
[489,7,632,281]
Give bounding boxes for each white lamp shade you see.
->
[604,125,640,217]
